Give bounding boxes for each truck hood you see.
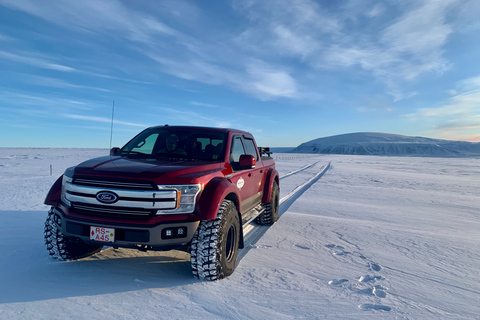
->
[72,156,225,183]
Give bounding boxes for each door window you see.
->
[230,136,245,162]
[243,137,258,160]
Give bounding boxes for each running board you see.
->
[241,204,265,226]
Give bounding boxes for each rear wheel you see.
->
[44,208,102,261]
[190,200,240,280]
[256,180,279,225]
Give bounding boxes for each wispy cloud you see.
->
[366,4,386,18]
[189,101,218,108]
[155,106,229,127]
[245,60,296,99]
[407,88,480,120]
[0,90,87,109]
[26,76,110,92]
[0,0,184,45]
[0,32,11,41]
[433,117,480,130]
[405,75,480,141]
[456,76,480,92]
[148,54,297,100]
[0,0,477,105]
[62,114,146,127]
[0,50,75,71]
[80,70,154,85]
[231,0,461,101]
[407,90,480,119]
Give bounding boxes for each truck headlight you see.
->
[157,184,202,214]
[61,175,73,207]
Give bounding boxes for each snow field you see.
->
[0,148,479,319]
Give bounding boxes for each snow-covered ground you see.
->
[0,148,479,319]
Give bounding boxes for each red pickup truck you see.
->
[44,125,279,280]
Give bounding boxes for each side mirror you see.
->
[110,147,120,156]
[239,154,256,169]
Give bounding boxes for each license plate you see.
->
[90,226,115,243]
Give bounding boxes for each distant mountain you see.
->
[292,132,480,157]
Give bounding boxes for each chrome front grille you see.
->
[66,177,177,219]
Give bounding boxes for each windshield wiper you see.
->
[120,151,148,156]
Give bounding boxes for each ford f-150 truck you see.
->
[44,125,279,280]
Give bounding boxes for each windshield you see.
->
[119,128,227,161]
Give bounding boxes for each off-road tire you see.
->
[44,208,102,261]
[190,199,240,281]
[255,180,279,225]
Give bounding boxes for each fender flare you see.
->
[261,167,280,204]
[196,177,245,248]
[44,175,63,206]
[197,177,241,221]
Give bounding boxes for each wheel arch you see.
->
[197,177,241,220]
[45,175,63,206]
[197,179,245,249]
[262,167,280,204]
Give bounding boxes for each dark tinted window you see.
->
[120,128,227,161]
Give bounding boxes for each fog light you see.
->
[54,214,62,227]
[162,227,187,239]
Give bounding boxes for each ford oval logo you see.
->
[96,191,119,204]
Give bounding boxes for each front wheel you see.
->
[190,200,240,280]
[44,208,102,261]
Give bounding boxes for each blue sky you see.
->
[0,0,479,148]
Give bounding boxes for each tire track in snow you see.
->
[278,162,330,217]
[237,162,331,261]
[280,161,320,180]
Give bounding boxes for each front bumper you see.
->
[52,207,199,249]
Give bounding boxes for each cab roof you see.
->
[148,125,252,136]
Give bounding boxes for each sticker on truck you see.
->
[237,177,245,189]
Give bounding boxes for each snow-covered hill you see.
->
[292,132,480,157]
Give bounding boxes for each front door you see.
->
[229,135,263,213]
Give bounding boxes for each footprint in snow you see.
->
[355,285,387,298]
[294,244,310,250]
[358,275,384,283]
[369,262,382,272]
[325,244,345,250]
[373,285,387,298]
[328,279,349,286]
[358,304,391,312]
[325,244,349,256]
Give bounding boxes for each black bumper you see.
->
[52,207,199,249]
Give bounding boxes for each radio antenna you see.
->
[109,100,115,149]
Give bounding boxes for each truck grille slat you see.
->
[73,204,153,217]
[74,178,155,190]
